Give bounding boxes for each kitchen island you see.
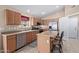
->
[37,31,58,53]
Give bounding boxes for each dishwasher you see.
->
[16,33,26,49]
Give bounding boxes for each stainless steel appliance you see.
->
[16,33,26,49]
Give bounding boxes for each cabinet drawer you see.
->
[7,35,16,39]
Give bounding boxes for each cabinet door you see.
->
[6,9,14,25]
[7,35,16,53]
[14,12,21,25]
[43,20,48,25]
[33,18,37,25]
[26,32,32,44]
[41,20,44,25]
[31,31,37,41]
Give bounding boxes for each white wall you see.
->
[0,6,9,52]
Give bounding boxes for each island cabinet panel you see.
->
[37,31,57,53]
[7,35,16,53]
[37,34,50,53]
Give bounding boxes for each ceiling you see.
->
[10,5,64,18]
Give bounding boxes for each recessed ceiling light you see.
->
[56,6,60,8]
[41,12,46,15]
[27,9,30,13]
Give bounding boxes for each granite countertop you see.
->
[37,31,58,37]
[2,30,39,36]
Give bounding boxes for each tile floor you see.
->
[16,41,38,53]
[16,38,79,53]
[63,39,79,53]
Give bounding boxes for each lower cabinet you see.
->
[3,31,37,53]
[31,31,37,41]
[26,32,32,44]
[6,35,16,53]
[26,31,37,44]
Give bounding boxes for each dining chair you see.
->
[51,31,64,53]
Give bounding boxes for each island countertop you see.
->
[37,31,58,37]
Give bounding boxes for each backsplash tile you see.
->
[0,24,31,32]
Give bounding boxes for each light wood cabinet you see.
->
[6,9,14,25]
[43,20,49,25]
[14,12,21,25]
[26,32,32,44]
[6,9,21,25]
[32,18,37,25]
[6,35,16,53]
[30,17,43,26]
[26,31,37,44]
[40,20,44,25]
[3,31,37,53]
[31,31,37,41]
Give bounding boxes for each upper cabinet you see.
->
[6,9,21,25]
[6,9,14,25]
[32,17,38,25]
[30,17,39,26]
[65,5,79,16]
[42,20,49,25]
[14,12,21,25]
